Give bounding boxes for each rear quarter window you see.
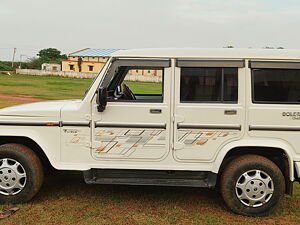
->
[252,69,300,104]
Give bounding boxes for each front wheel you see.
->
[0,144,44,204]
[220,154,285,216]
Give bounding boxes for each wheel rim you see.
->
[0,158,27,196]
[235,169,274,208]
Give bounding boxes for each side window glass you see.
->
[107,67,164,102]
[253,69,300,103]
[180,67,238,103]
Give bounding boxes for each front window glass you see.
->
[107,67,163,102]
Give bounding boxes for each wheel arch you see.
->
[0,136,53,171]
[213,140,294,194]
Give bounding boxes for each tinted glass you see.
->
[224,68,238,102]
[253,69,300,103]
[180,67,238,103]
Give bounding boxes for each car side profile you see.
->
[1,48,300,216]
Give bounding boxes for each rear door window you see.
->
[180,67,238,103]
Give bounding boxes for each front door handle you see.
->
[150,109,162,114]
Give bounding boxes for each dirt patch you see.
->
[0,94,46,103]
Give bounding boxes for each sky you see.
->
[1,0,300,61]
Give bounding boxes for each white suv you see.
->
[1,48,300,216]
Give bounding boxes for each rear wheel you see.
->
[0,144,44,203]
[220,154,285,216]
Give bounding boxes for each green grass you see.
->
[0,74,161,102]
[0,74,300,224]
[124,81,162,94]
[0,74,92,100]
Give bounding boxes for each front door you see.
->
[173,59,245,162]
[91,59,172,161]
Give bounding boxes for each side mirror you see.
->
[96,86,107,112]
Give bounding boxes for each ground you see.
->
[0,73,300,224]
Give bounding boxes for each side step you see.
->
[83,169,217,188]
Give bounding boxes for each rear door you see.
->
[173,59,245,162]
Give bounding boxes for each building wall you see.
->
[41,63,61,71]
[16,69,162,82]
[62,56,108,73]
[61,55,162,77]
[128,69,163,76]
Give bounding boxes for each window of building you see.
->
[53,66,57,71]
[89,65,94,71]
[252,69,300,103]
[180,67,238,103]
[69,65,74,70]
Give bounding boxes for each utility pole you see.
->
[11,48,16,68]
[19,54,23,69]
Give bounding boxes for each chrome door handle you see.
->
[224,110,237,115]
[150,109,162,114]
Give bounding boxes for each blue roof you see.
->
[69,48,123,57]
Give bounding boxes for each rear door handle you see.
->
[224,110,237,115]
[150,109,162,114]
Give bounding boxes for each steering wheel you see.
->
[122,83,136,100]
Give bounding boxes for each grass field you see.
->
[0,74,300,224]
[0,74,161,104]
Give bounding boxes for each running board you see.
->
[83,169,217,188]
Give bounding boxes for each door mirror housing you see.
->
[96,86,107,112]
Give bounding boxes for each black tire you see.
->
[220,154,285,216]
[0,143,44,204]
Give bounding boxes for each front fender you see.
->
[0,127,61,169]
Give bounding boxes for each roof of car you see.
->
[111,48,300,60]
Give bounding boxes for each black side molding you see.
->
[0,121,91,127]
[95,122,166,129]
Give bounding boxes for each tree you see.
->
[26,48,67,69]
[37,48,67,64]
[26,57,43,69]
[38,48,62,59]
